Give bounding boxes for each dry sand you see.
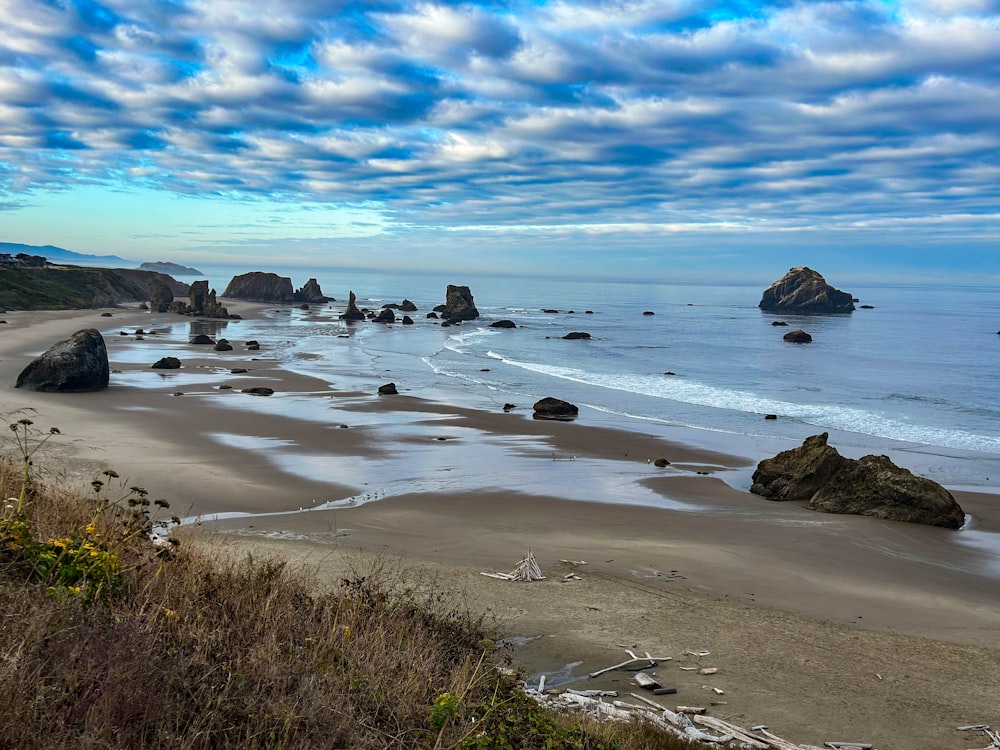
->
[1,304,998,749]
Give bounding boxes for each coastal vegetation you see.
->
[0,413,701,749]
[0,265,185,310]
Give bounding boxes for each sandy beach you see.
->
[2,303,999,750]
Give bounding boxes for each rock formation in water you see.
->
[223,272,294,303]
[15,328,109,392]
[782,329,812,343]
[171,280,231,318]
[442,285,479,323]
[759,267,855,313]
[750,433,965,528]
[294,278,329,303]
[340,291,366,321]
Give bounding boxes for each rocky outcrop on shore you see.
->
[223,272,295,303]
[759,267,855,313]
[294,278,329,303]
[442,285,479,323]
[148,278,174,313]
[15,328,109,392]
[750,433,965,528]
[170,281,232,319]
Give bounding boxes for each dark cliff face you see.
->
[759,267,855,313]
[0,266,188,310]
[222,272,295,303]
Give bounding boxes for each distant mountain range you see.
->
[0,241,134,267]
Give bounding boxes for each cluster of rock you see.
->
[168,280,233,319]
[759,267,855,313]
[750,433,965,528]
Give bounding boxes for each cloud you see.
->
[0,0,996,264]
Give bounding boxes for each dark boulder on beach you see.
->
[241,387,274,396]
[771,321,789,326]
[340,291,366,322]
[750,433,965,528]
[442,285,479,323]
[15,328,109,392]
[643,311,655,316]
[378,382,398,395]
[751,433,846,502]
[783,329,813,343]
[224,272,295,304]
[810,454,965,528]
[759,267,855,314]
[401,315,414,325]
[532,397,578,421]
[562,331,592,340]
[374,308,395,323]
[294,278,329,304]
[190,334,214,345]
[151,357,181,369]
[490,320,517,329]
[213,339,233,351]
[653,458,670,467]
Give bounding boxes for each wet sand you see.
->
[1,304,999,749]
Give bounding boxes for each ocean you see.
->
[184,265,1000,495]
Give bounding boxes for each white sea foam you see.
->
[491,356,1000,453]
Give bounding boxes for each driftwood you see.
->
[589,649,671,678]
[958,724,1000,750]
[634,672,660,690]
[481,549,545,582]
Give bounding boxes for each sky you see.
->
[1,0,999,282]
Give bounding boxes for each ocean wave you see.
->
[493,356,1000,454]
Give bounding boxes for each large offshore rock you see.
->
[15,328,109,392]
[294,278,329,303]
[750,433,965,528]
[442,285,479,323]
[223,272,294,303]
[759,267,855,313]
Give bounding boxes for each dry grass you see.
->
[0,414,704,750]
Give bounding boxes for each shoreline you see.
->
[2,303,999,748]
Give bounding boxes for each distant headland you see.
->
[138,261,203,276]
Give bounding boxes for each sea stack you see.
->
[223,272,295,303]
[442,285,479,323]
[759,267,855,313]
